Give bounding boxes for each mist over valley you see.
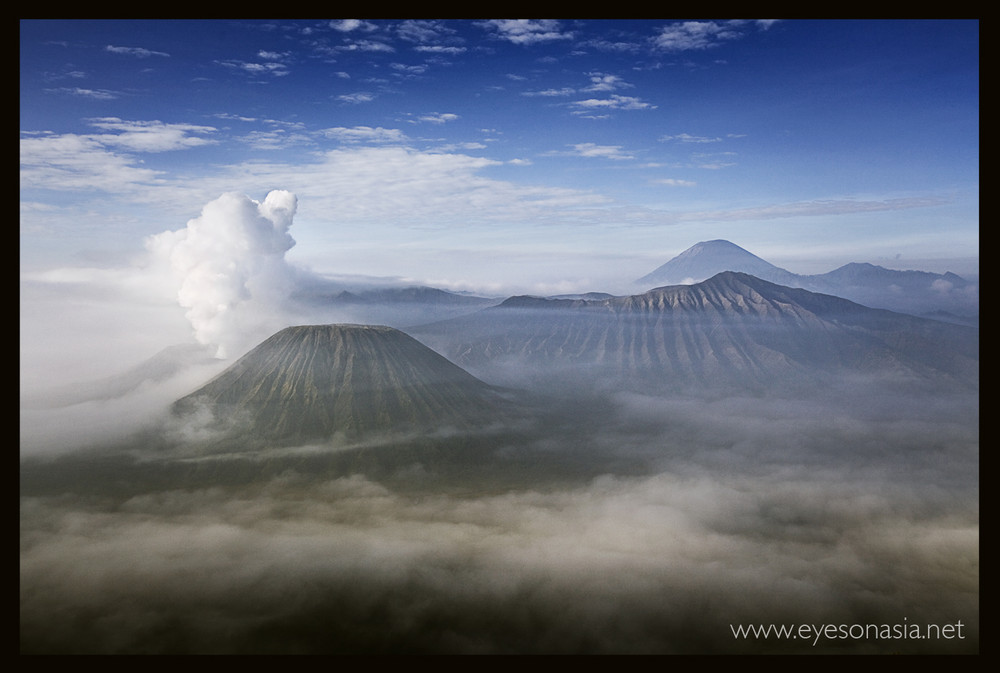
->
[20,199,978,654]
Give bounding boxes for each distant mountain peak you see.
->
[636,240,797,288]
[633,242,977,324]
[679,239,759,256]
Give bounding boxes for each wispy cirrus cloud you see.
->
[661,133,723,144]
[661,132,747,144]
[236,129,314,151]
[20,119,217,194]
[522,87,576,97]
[334,39,395,53]
[338,92,376,104]
[391,62,428,76]
[690,151,738,169]
[257,50,289,61]
[522,72,633,98]
[105,44,170,58]
[85,118,218,152]
[571,94,656,113]
[320,126,409,144]
[655,178,697,187]
[680,196,951,222]
[45,87,120,100]
[217,59,290,77]
[20,133,165,193]
[558,143,636,160]
[414,45,467,55]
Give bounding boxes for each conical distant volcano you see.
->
[173,324,510,447]
[636,239,799,288]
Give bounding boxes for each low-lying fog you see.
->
[20,373,978,653]
[20,192,977,653]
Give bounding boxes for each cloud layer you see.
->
[20,384,979,653]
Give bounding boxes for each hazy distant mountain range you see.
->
[163,271,978,449]
[635,240,978,324]
[292,283,501,328]
[29,240,978,442]
[413,271,978,395]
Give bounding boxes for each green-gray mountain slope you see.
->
[173,324,512,448]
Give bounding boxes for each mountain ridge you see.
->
[411,271,978,394]
[634,240,978,323]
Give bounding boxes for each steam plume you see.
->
[146,190,298,358]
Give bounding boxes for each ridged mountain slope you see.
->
[412,272,978,393]
[173,324,510,447]
[635,240,977,322]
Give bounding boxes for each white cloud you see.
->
[691,151,739,169]
[105,44,170,58]
[653,21,744,51]
[660,133,723,144]
[414,45,467,55]
[522,87,576,97]
[391,62,428,75]
[677,197,952,222]
[336,40,394,53]
[396,19,458,44]
[86,118,218,152]
[20,133,164,193]
[329,19,377,33]
[20,119,219,196]
[236,129,314,151]
[655,179,697,187]
[320,126,409,143]
[220,146,610,229]
[481,19,574,45]
[571,94,656,112]
[418,112,459,124]
[653,20,777,52]
[338,92,376,104]
[584,72,632,92]
[46,87,119,100]
[218,60,291,77]
[566,143,635,160]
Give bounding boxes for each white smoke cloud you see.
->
[146,190,299,358]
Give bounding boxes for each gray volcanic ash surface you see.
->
[172,324,513,449]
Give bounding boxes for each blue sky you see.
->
[21,19,979,296]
